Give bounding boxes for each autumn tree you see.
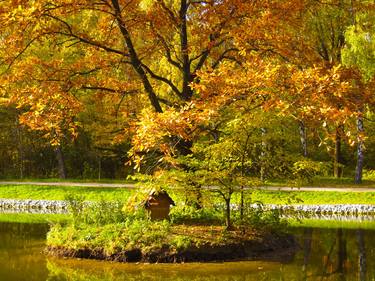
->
[0,0,308,169]
[1,0,374,190]
[295,0,375,179]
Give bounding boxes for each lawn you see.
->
[0,213,70,224]
[246,189,375,205]
[0,182,375,206]
[0,184,132,201]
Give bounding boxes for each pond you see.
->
[0,217,374,281]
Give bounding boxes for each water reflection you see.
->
[356,229,366,281]
[0,220,375,281]
[0,222,49,281]
[295,227,375,281]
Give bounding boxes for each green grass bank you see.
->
[1,184,375,205]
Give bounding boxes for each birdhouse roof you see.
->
[146,189,175,206]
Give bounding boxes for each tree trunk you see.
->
[240,188,244,220]
[260,128,267,181]
[299,120,308,157]
[54,146,67,179]
[98,155,102,180]
[15,121,24,179]
[355,114,364,184]
[225,197,232,230]
[334,126,343,178]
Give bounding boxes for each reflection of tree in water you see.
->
[298,227,375,281]
[313,228,348,280]
[0,222,49,281]
[302,228,313,273]
[336,228,347,281]
[356,229,366,281]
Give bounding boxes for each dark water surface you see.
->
[0,220,374,281]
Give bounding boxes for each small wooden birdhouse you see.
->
[144,189,175,220]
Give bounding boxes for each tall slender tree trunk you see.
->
[98,155,102,180]
[224,197,232,230]
[355,113,364,184]
[54,146,67,179]
[16,123,24,179]
[260,128,267,181]
[299,120,308,157]
[334,125,344,178]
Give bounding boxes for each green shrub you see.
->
[292,159,330,184]
[170,235,192,250]
[233,202,287,232]
[65,194,86,227]
[363,169,375,180]
[169,205,222,224]
[65,194,139,227]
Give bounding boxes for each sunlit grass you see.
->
[0,181,375,206]
[0,213,70,224]
[239,189,375,205]
[0,184,133,201]
[264,176,375,188]
[0,178,135,184]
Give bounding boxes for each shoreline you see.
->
[1,198,374,215]
[46,232,297,263]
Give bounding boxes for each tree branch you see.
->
[44,14,127,56]
[81,86,138,96]
[211,48,240,69]
[111,0,163,113]
[151,25,183,70]
[141,63,184,99]
[156,0,178,25]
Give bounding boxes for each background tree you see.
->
[342,8,375,183]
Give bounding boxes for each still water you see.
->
[0,220,374,281]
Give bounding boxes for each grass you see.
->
[2,175,375,188]
[46,220,261,258]
[0,178,135,184]
[0,213,70,224]
[289,218,375,229]
[45,196,286,262]
[245,190,375,205]
[0,184,133,201]
[263,176,375,188]
[0,183,375,205]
